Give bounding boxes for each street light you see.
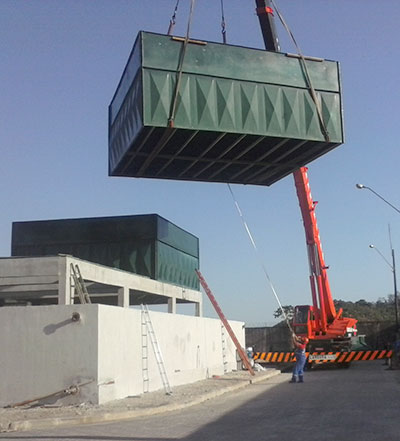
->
[356,184,400,215]
[369,244,399,329]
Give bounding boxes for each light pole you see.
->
[356,184,400,329]
[356,184,400,215]
[369,244,399,329]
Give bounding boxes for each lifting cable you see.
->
[168,0,196,128]
[227,184,294,334]
[220,0,227,44]
[270,0,330,143]
[217,5,293,334]
[167,0,180,35]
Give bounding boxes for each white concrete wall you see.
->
[0,305,245,406]
[141,310,242,389]
[0,305,99,407]
[97,306,143,403]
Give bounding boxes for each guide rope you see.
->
[270,0,330,142]
[168,0,196,127]
[227,184,294,334]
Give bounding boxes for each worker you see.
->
[290,334,309,383]
[391,333,400,369]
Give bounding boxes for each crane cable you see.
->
[220,0,227,44]
[270,0,330,143]
[227,184,294,334]
[221,2,289,328]
[217,3,292,333]
[167,0,180,35]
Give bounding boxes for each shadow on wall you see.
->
[43,312,81,335]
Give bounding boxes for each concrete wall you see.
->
[246,322,398,352]
[246,325,292,353]
[0,305,244,407]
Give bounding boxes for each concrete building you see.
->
[0,255,245,407]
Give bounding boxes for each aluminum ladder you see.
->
[221,323,229,374]
[141,304,172,395]
[70,264,91,304]
[141,308,150,393]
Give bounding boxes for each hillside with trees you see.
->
[274,295,398,323]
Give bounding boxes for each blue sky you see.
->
[1,0,400,325]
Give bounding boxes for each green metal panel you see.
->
[141,69,342,141]
[12,215,199,290]
[14,240,155,279]
[140,32,340,93]
[156,241,199,290]
[157,216,199,258]
[109,31,344,186]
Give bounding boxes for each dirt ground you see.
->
[0,368,282,433]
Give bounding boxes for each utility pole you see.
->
[391,248,399,330]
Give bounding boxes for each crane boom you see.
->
[255,0,280,52]
[292,167,357,346]
[293,167,337,331]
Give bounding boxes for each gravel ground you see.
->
[0,368,281,433]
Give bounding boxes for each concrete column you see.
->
[117,286,130,308]
[58,256,73,305]
[195,299,203,317]
[168,297,176,314]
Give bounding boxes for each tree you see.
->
[273,305,294,320]
[273,295,398,323]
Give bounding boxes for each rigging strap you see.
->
[168,0,196,128]
[270,0,330,143]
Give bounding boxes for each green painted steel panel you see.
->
[141,69,342,140]
[157,216,199,258]
[156,241,199,290]
[140,32,340,93]
[109,31,344,186]
[12,214,199,290]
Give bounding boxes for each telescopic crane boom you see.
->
[255,1,357,351]
[292,168,357,350]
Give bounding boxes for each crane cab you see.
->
[293,305,316,339]
[293,304,357,353]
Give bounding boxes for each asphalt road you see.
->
[1,361,399,441]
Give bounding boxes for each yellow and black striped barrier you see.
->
[254,350,393,364]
